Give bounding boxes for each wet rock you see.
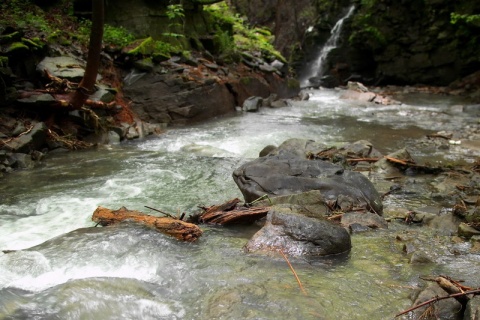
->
[371,148,414,175]
[403,242,417,254]
[347,81,369,92]
[349,223,370,233]
[259,63,277,73]
[233,140,383,214]
[269,99,290,108]
[242,96,263,112]
[410,283,462,320]
[458,223,480,239]
[464,295,480,320]
[341,212,388,231]
[409,251,433,264]
[204,284,267,319]
[340,140,383,158]
[270,60,284,71]
[10,153,35,169]
[340,90,376,102]
[259,145,276,157]
[89,85,116,103]
[267,138,327,158]
[36,56,86,81]
[2,122,47,153]
[133,58,154,72]
[261,93,277,107]
[255,190,331,218]
[17,93,56,106]
[126,126,140,140]
[298,90,310,101]
[426,213,462,236]
[245,206,351,256]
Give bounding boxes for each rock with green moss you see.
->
[128,37,156,56]
[0,31,23,45]
[5,42,29,55]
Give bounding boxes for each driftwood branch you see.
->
[92,206,202,242]
[198,198,269,225]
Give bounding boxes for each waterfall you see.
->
[300,5,355,87]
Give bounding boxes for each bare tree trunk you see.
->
[69,0,104,109]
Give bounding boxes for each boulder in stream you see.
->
[233,139,383,215]
[245,205,351,256]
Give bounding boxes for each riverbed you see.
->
[0,88,479,319]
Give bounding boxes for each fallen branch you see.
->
[327,213,344,221]
[346,157,380,163]
[92,206,202,242]
[198,198,269,225]
[385,156,444,174]
[395,288,480,317]
[200,206,269,224]
[384,156,414,166]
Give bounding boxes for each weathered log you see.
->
[198,198,269,225]
[92,206,202,242]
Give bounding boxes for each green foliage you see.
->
[450,12,480,27]
[78,20,135,47]
[349,1,387,49]
[205,2,286,62]
[163,4,185,40]
[127,37,181,58]
[449,12,479,60]
[214,30,234,54]
[166,4,185,20]
[1,0,52,33]
[104,25,136,47]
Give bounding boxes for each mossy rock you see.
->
[5,42,29,55]
[0,56,8,68]
[21,38,44,50]
[0,31,23,45]
[127,37,156,56]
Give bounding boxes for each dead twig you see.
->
[279,250,307,296]
[327,213,344,221]
[145,206,176,219]
[395,288,480,317]
[346,157,380,163]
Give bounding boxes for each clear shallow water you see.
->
[0,88,479,319]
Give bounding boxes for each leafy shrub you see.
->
[78,19,135,47]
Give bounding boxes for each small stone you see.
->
[409,251,433,264]
[458,223,480,239]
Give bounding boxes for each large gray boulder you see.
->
[233,149,383,214]
[245,206,351,256]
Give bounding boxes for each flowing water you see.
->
[0,88,479,319]
[299,6,356,87]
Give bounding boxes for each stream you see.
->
[0,88,479,319]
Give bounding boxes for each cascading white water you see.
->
[300,5,355,87]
